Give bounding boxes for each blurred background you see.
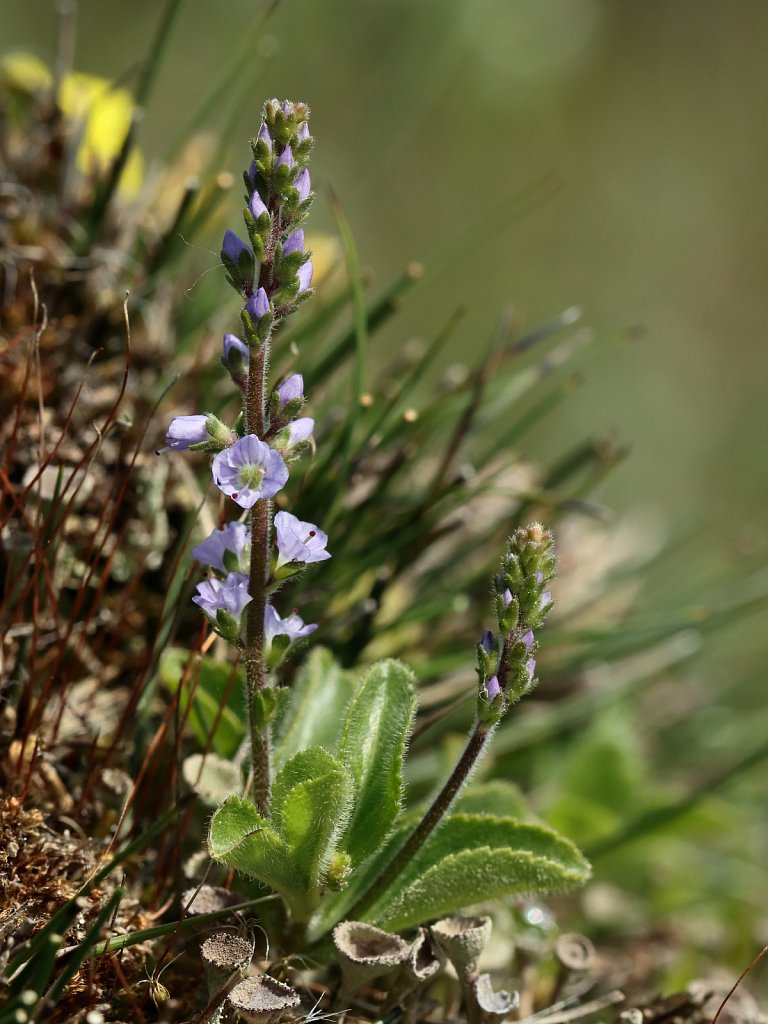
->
[3,0,768,990]
[5,0,768,542]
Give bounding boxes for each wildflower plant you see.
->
[5,32,767,1017]
[163,100,590,973]
[164,99,320,817]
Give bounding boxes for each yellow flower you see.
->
[1,52,144,197]
[1,51,52,93]
[58,72,143,197]
[305,233,345,289]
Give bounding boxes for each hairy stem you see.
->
[343,623,520,921]
[243,341,271,817]
[344,722,492,922]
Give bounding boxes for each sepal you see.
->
[215,608,241,641]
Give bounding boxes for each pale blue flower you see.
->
[245,287,270,321]
[193,572,252,622]
[264,604,317,644]
[249,190,268,220]
[485,675,501,702]
[283,229,304,256]
[286,417,314,445]
[295,168,311,202]
[276,145,295,170]
[274,510,330,568]
[223,333,248,364]
[222,229,251,262]
[257,122,272,151]
[163,415,209,451]
[297,260,313,294]
[276,373,303,406]
[212,435,288,509]
[192,522,251,573]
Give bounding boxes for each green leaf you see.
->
[369,814,590,931]
[453,780,534,821]
[272,648,357,769]
[338,659,417,865]
[271,748,354,893]
[159,647,245,758]
[208,796,297,900]
[306,813,418,942]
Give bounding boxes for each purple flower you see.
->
[192,522,251,573]
[539,591,553,612]
[286,417,314,445]
[295,168,311,202]
[212,435,289,509]
[283,229,304,256]
[249,190,268,220]
[264,604,317,644]
[192,572,252,623]
[276,373,304,406]
[222,229,251,262]
[521,629,534,651]
[163,414,209,452]
[485,675,501,702]
[223,333,248,363]
[257,122,272,151]
[481,630,495,653]
[274,510,330,568]
[297,260,313,294]
[502,588,513,608]
[525,658,536,685]
[276,145,295,170]
[245,287,270,322]
[297,122,310,144]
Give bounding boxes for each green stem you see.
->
[345,721,492,922]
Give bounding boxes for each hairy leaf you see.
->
[272,647,357,768]
[272,748,354,892]
[368,814,590,930]
[338,659,417,864]
[453,780,534,821]
[208,796,298,900]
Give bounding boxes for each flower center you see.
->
[238,465,265,491]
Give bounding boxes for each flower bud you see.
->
[246,288,270,321]
[221,229,250,263]
[275,145,294,170]
[282,229,304,257]
[221,229,255,294]
[242,287,273,343]
[222,333,249,377]
[249,189,268,221]
[163,414,209,452]
[276,373,304,406]
[294,168,311,203]
[257,121,272,151]
[297,260,313,295]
